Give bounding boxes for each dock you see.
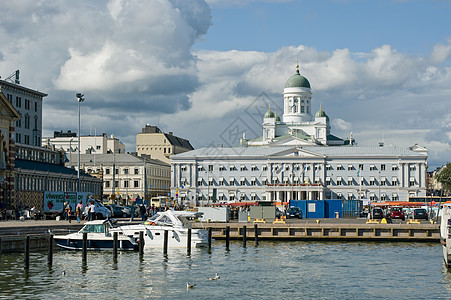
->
[192,222,440,242]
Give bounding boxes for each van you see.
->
[83,199,112,219]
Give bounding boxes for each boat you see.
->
[440,204,451,267]
[53,219,138,251]
[115,210,210,248]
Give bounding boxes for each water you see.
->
[0,241,450,299]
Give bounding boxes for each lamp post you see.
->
[76,93,85,193]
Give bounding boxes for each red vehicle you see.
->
[390,207,405,221]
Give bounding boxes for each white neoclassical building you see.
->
[170,65,428,206]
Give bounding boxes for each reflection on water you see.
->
[0,241,450,299]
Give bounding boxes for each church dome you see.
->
[275,112,281,122]
[264,107,275,118]
[315,106,329,121]
[285,68,311,89]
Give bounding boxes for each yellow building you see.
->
[0,91,21,207]
[136,125,193,164]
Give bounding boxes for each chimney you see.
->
[169,132,173,136]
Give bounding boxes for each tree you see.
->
[436,163,451,192]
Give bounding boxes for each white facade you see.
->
[170,146,428,206]
[42,133,125,155]
[0,74,47,147]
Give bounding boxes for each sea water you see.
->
[0,241,450,299]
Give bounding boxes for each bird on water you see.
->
[187,282,196,289]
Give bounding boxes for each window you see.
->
[315,165,321,171]
[370,193,376,201]
[409,177,415,187]
[380,177,386,186]
[326,177,331,185]
[198,166,203,171]
[105,168,110,175]
[24,135,30,144]
[219,178,224,185]
[124,180,129,188]
[105,181,110,188]
[15,133,21,143]
[181,165,187,171]
[197,178,203,186]
[369,177,375,186]
[114,181,119,188]
[392,165,398,171]
[326,165,332,171]
[16,97,21,108]
[208,178,214,186]
[381,164,386,171]
[229,178,235,186]
[240,178,246,185]
[134,180,139,188]
[219,166,226,171]
[219,194,224,201]
[380,194,387,201]
[409,165,416,171]
[16,119,21,128]
[124,168,129,175]
[347,193,354,200]
[229,195,235,201]
[392,193,399,201]
[359,164,364,170]
[197,195,203,201]
[25,115,30,129]
[208,165,213,172]
[134,168,139,174]
[392,177,398,186]
[115,169,119,175]
[348,165,353,171]
[370,165,376,171]
[251,165,257,171]
[251,177,256,186]
[240,165,246,171]
[251,194,257,201]
[337,165,344,171]
[35,102,37,112]
[262,178,267,185]
[314,177,320,184]
[336,177,342,185]
[230,165,236,171]
[262,166,267,171]
[25,99,30,110]
[348,177,353,185]
[164,148,166,153]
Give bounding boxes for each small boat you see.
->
[53,219,138,251]
[116,210,210,248]
[440,204,451,267]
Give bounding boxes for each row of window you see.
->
[15,115,38,130]
[182,163,416,173]
[105,168,140,175]
[104,179,170,189]
[137,146,172,153]
[7,94,38,112]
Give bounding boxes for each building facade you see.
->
[170,65,428,206]
[42,131,125,155]
[136,125,194,164]
[66,153,170,202]
[0,71,47,147]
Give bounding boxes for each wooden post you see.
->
[25,236,30,269]
[163,230,168,254]
[82,232,88,262]
[242,225,247,248]
[139,231,144,256]
[225,226,230,250]
[254,224,259,246]
[187,228,191,254]
[48,234,53,266]
[113,232,118,260]
[208,227,212,250]
[0,237,2,257]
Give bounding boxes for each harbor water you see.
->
[0,241,450,299]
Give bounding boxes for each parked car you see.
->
[413,208,428,220]
[390,207,405,221]
[123,205,140,217]
[286,207,303,219]
[370,207,384,219]
[106,204,128,218]
[275,208,284,218]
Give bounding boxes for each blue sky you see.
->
[0,0,449,168]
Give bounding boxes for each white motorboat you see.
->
[115,210,210,248]
[440,204,451,267]
[53,219,138,251]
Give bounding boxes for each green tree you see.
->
[436,163,451,192]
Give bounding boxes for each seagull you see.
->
[62,270,66,276]
[187,282,196,289]
[214,273,220,280]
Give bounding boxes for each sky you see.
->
[0,0,449,169]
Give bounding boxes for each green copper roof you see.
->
[264,107,275,118]
[275,112,281,121]
[284,69,311,89]
[315,108,329,121]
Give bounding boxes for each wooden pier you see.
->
[192,222,440,242]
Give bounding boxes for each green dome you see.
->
[275,112,281,122]
[315,107,329,121]
[285,69,311,89]
[264,107,275,118]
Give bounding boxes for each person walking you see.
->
[129,203,136,222]
[89,201,96,221]
[76,201,83,223]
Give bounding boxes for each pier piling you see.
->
[208,227,212,250]
[225,226,230,250]
[242,226,247,248]
[25,236,30,269]
[139,231,144,256]
[48,234,53,266]
[187,228,191,255]
[254,224,259,246]
[163,230,168,254]
[113,232,118,260]
[82,232,87,262]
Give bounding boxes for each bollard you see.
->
[48,234,53,266]
[82,232,88,262]
[163,230,168,254]
[242,225,247,248]
[208,227,212,250]
[187,228,191,255]
[139,231,144,256]
[25,236,30,269]
[225,226,230,251]
[113,232,118,260]
[254,224,259,246]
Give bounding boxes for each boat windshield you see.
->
[178,216,192,229]
[148,213,173,226]
[80,224,108,234]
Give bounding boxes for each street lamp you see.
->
[108,148,116,201]
[76,93,85,193]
